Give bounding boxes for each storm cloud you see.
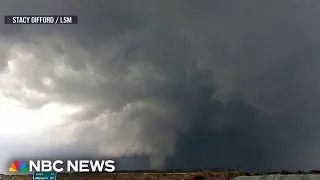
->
[1,0,320,173]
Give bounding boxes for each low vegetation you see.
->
[0,169,319,180]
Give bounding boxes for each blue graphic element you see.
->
[33,172,56,180]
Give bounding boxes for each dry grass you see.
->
[0,170,246,180]
[4,169,317,180]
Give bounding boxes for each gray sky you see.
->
[1,0,320,174]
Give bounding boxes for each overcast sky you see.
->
[1,0,320,174]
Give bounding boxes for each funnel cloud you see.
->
[1,0,320,173]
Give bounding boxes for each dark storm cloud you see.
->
[1,0,320,172]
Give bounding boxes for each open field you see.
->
[0,170,247,180]
[1,170,319,180]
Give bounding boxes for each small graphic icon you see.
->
[9,160,28,172]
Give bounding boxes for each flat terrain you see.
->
[0,170,247,180]
[1,170,318,180]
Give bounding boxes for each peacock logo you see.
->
[9,160,29,172]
